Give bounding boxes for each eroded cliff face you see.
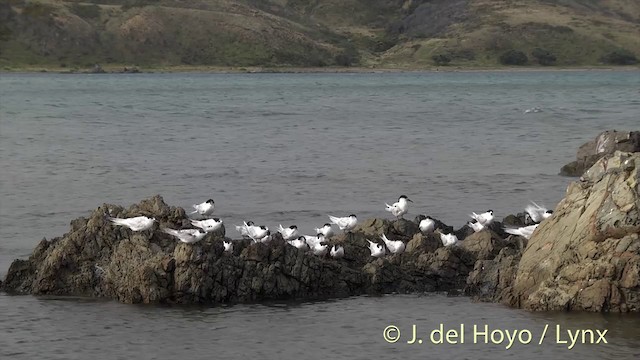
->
[469,151,639,312]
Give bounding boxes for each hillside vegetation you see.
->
[0,0,638,69]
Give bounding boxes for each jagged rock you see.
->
[510,151,640,312]
[465,246,523,303]
[1,195,486,304]
[460,230,507,261]
[560,130,640,176]
[406,233,441,254]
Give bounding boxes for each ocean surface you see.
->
[0,71,639,359]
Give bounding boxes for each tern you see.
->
[419,216,435,233]
[385,195,413,219]
[190,199,215,216]
[288,236,309,250]
[314,223,334,238]
[234,221,254,237]
[467,220,485,233]
[305,234,325,249]
[257,231,272,243]
[330,245,344,259]
[525,201,554,223]
[223,240,234,253]
[380,233,405,255]
[367,240,386,258]
[277,224,299,241]
[469,210,494,226]
[311,242,328,256]
[163,228,206,244]
[247,224,269,242]
[109,216,156,232]
[190,218,223,232]
[439,232,458,247]
[505,224,539,239]
[328,214,357,241]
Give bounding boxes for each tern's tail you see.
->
[109,217,126,226]
[529,200,544,209]
[328,215,339,224]
[504,227,522,236]
[380,233,391,246]
[162,228,179,237]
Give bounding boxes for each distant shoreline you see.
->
[1,65,639,74]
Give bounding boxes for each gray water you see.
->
[1,71,639,359]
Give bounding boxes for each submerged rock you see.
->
[560,130,640,176]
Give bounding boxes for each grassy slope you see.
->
[0,0,638,69]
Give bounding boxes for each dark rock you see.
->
[560,130,640,176]
[2,196,495,305]
[454,224,475,240]
[465,245,523,304]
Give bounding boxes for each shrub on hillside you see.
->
[431,54,451,66]
[335,47,360,67]
[22,2,55,18]
[499,49,528,65]
[70,4,101,19]
[531,48,556,66]
[601,49,638,65]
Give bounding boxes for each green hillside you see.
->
[0,0,638,70]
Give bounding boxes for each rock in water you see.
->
[560,130,640,177]
[1,195,486,304]
[512,151,640,312]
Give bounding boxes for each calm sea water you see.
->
[1,71,639,359]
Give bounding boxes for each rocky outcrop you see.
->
[560,130,640,176]
[469,151,639,312]
[1,195,509,304]
[5,152,638,311]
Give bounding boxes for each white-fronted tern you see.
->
[470,210,494,225]
[109,216,156,231]
[525,201,554,223]
[288,236,309,250]
[191,218,223,232]
[223,240,233,253]
[439,232,458,247]
[367,240,386,258]
[190,199,215,216]
[385,195,413,218]
[314,223,334,238]
[311,242,328,256]
[468,220,485,233]
[419,215,435,233]
[504,224,539,239]
[330,245,344,258]
[380,233,405,254]
[163,228,206,243]
[277,224,299,241]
